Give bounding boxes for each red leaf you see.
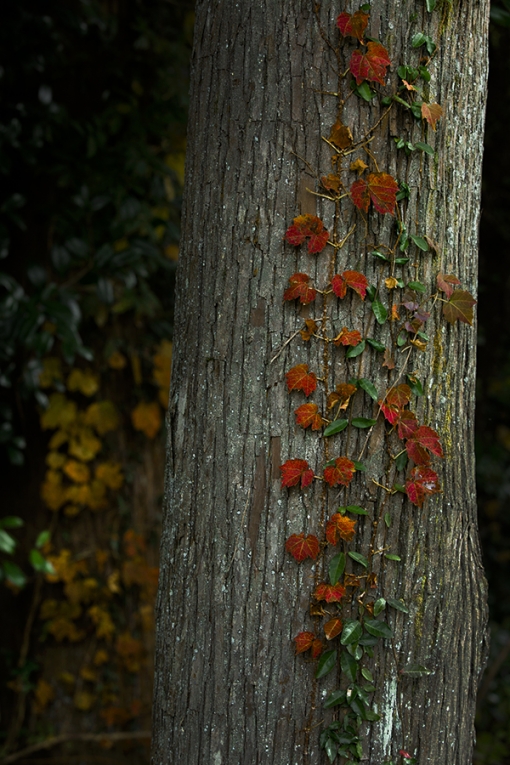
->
[285,533,320,562]
[351,172,398,215]
[406,425,444,465]
[405,466,441,507]
[284,214,330,254]
[421,102,443,131]
[437,273,461,300]
[397,410,418,440]
[349,42,391,86]
[379,384,412,425]
[295,403,324,431]
[280,459,315,488]
[336,10,369,42]
[315,582,347,603]
[294,631,315,654]
[324,617,343,640]
[311,638,324,658]
[442,290,476,325]
[283,273,317,305]
[333,327,363,347]
[332,270,368,300]
[326,513,357,544]
[286,364,317,396]
[323,457,356,488]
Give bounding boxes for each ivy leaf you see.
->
[327,383,357,411]
[372,299,388,324]
[405,466,441,506]
[329,552,346,583]
[340,619,363,645]
[300,318,319,342]
[351,417,377,428]
[283,273,317,305]
[397,410,419,440]
[295,403,324,431]
[341,649,358,682]
[285,533,320,562]
[379,384,411,425]
[280,459,315,488]
[351,172,398,215]
[323,419,349,437]
[324,617,344,641]
[333,327,363,347]
[284,214,330,254]
[406,425,444,465]
[332,270,369,300]
[359,378,378,401]
[386,597,409,613]
[349,42,391,86]
[329,119,354,150]
[326,513,357,544]
[348,551,368,568]
[442,289,476,325]
[421,102,443,130]
[324,689,347,708]
[311,638,324,658]
[364,618,393,639]
[324,457,356,488]
[346,339,366,358]
[315,649,337,679]
[336,10,369,42]
[294,631,316,653]
[315,582,347,603]
[286,364,317,396]
[437,273,461,300]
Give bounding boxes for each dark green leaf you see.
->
[385,553,402,561]
[352,417,377,429]
[386,597,409,614]
[364,619,393,639]
[329,552,346,585]
[29,549,55,574]
[394,257,410,265]
[316,650,338,679]
[393,484,406,493]
[364,709,381,721]
[373,598,386,616]
[395,451,408,471]
[347,643,363,660]
[0,516,24,529]
[348,696,367,719]
[393,94,410,109]
[35,530,51,549]
[345,505,368,515]
[415,141,435,156]
[2,561,27,588]
[341,650,358,682]
[411,101,423,120]
[367,338,385,352]
[410,235,429,252]
[346,340,366,359]
[324,419,349,437]
[324,689,347,709]
[407,375,424,396]
[348,551,368,568]
[356,82,376,102]
[358,633,378,647]
[419,65,431,82]
[401,663,433,677]
[366,285,377,302]
[408,278,427,292]
[361,667,374,682]
[426,0,437,10]
[359,378,378,401]
[381,96,393,106]
[384,512,391,528]
[324,738,338,764]
[372,249,390,262]
[397,331,408,347]
[372,300,387,325]
[0,529,16,555]
[353,460,366,471]
[341,620,363,645]
[412,32,427,48]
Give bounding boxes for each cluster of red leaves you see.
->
[436,273,477,325]
[331,270,368,300]
[285,533,320,562]
[315,582,346,603]
[326,513,357,545]
[294,631,323,657]
[333,327,363,347]
[406,466,441,507]
[295,403,323,431]
[280,459,314,488]
[283,273,317,305]
[350,42,391,86]
[351,172,398,215]
[286,364,317,396]
[284,214,329,254]
[324,457,356,488]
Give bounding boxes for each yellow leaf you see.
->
[95,461,123,490]
[93,649,109,666]
[131,401,162,439]
[107,570,121,594]
[88,479,108,510]
[84,401,120,435]
[88,605,115,641]
[46,451,66,469]
[107,351,127,370]
[158,387,169,409]
[68,427,102,461]
[63,504,81,517]
[63,459,91,484]
[39,357,63,388]
[115,631,145,673]
[41,470,67,512]
[95,549,109,571]
[58,672,75,687]
[152,340,172,390]
[41,393,77,430]
[164,244,179,261]
[74,691,96,711]
[67,369,99,397]
[33,678,55,714]
[49,429,68,449]
[80,665,98,682]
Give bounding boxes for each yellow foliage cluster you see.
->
[32,678,55,715]
[131,400,162,439]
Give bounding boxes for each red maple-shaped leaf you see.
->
[421,102,443,131]
[324,617,343,641]
[280,459,315,488]
[406,425,444,465]
[285,533,320,562]
[397,410,418,440]
[333,327,363,347]
[332,270,369,300]
[442,290,477,326]
[326,513,357,545]
[311,638,324,658]
[351,172,398,215]
[286,364,317,396]
[315,582,347,603]
[283,273,317,305]
[336,10,369,42]
[437,273,461,300]
[295,403,324,431]
[324,457,356,488]
[379,384,412,425]
[284,214,330,254]
[294,631,315,654]
[405,466,441,507]
[349,42,391,86]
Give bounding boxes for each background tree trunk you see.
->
[152,2,489,764]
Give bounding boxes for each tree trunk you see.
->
[152,2,490,764]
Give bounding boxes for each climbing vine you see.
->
[279,4,475,763]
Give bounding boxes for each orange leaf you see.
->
[321,173,342,193]
[333,327,363,347]
[351,172,398,215]
[336,10,369,42]
[314,582,346,603]
[295,403,324,431]
[327,383,357,411]
[285,533,320,562]
[327,513,357,544]
[294,631,316,654]
[300,319,319,342]
[311,638,324,658]
[284,214,329,254]
[349,42,391,86]
[323,457,356,488]
[350,158,368,175]
[329,119,353,150]
[280,459,314,488]
[283,273,317,305]
[421,102,443,130]
[324,617,343,640]
[332,270,368,300]
[285,364,317,396]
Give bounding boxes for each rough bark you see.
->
[152,2,490,764]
